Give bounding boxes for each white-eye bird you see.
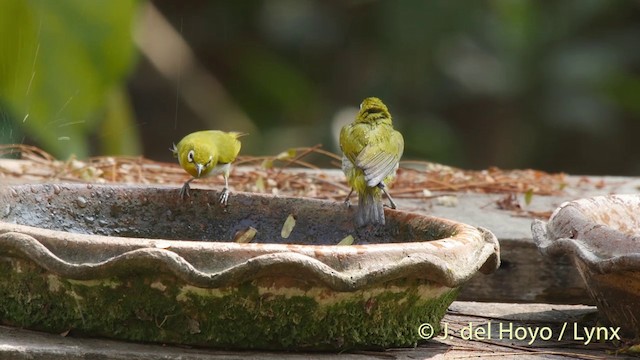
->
[171,130,244,206]
[340,97,404,226]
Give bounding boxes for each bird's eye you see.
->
[187,150,195,163]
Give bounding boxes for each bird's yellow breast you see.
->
[174,130,243,178]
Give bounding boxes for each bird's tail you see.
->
[356,188,385,226]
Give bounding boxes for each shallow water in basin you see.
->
[1,184,456,245]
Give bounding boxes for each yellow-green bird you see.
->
[171,130,244,205]
[340,97,404,226]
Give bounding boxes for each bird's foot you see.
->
[179,182,191,200]
[219,187,230,206]
[377,183,397,209]
[382,200,397,209]
[343,189,354,208]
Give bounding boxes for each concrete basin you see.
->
[533,194,640,340]
[0,183,499,350]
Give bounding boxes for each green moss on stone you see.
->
[0,258,458,350]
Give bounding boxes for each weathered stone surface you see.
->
[398,176,640,305]
[0,183,498,350]
[534,194,640,338]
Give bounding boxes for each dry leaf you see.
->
[261,158,273,169]
[281,214,296,238]
[255,176,266,192]
[524,188,534,205]
[276,148,297,160]
[436,195,458,207]
[234,227,258,243]
[337,235,354,246]
[496,193,521,211]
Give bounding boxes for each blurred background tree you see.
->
[1,0,640,175]
[0,0,141,158]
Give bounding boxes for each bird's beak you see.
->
[196,163,204,177]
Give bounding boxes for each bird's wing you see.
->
[341,154,354,174]
[209,131,242,164]
[356,129,404,187]
[339,124,357,163]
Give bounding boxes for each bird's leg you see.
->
[378,183,397,209]
[343,188,354,207]
[219,173,230,206]
[179,178,196,199]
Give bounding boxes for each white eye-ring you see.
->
[187,150,195,163]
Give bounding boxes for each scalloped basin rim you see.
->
[0,183,500,290]
[0,183,500,350]
[532,193,640,339]
[532,194,640,274]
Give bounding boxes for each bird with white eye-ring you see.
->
[171,130,245,206]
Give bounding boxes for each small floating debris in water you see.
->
[234,227,258,243]
[337,235,354,246]
[281,214,296,239]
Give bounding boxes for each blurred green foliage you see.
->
[0,0,140,158]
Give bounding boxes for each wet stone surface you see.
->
[0,183,458,245]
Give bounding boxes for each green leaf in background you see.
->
[524,188,534,206]
[100,87,141,156]
[0,0,140,159]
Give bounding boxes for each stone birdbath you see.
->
[533,194,640,340]
[0,183,499,350]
